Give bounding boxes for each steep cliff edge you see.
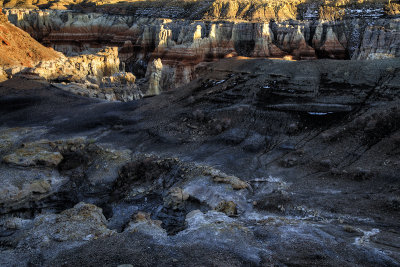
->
[2,1,400,93]
[1,0,400,20]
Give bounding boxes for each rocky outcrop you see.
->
[0,7,138,100]
[25,47,142,101]
[15,202,115,249]
[0,6,140,100]
[3,141,63,167]
[0,139,57,211]
[356,21,400,59]
[7,9,399,61]
[52,80,142,101]
[31,46,120,81]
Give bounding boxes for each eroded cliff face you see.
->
[5,9,399,59]
[2,1,400,93]
[32,46,120,81]
[30,47,142,101]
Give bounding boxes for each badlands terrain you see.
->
[0,0,400,266]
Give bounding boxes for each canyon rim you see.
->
[0,0,400,266]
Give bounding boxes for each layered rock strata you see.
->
[1,0,400,20]
[2,42,141,101]
[5,9,400,61]
[52,72,142,101]
[4,7,399,93]
[31,47,142,101]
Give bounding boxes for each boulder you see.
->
[203,168,248,190]
[3,141,63,168]
[163,187,189,210]
[214,200,238,216]
[18,203,115,248]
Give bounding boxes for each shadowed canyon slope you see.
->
[0,56,400,266]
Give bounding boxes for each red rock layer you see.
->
[0,8,59,68]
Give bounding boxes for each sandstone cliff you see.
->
[2,1,400,93]
[5,8,399,61]
[6,8,399,92]
[32,47,120,82]
[30,47,142,101]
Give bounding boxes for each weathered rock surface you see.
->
[0,1,400,265]
[203,167,249,190]
[31,47,120,82]
[3,140,63,167]
[51,71,142,101]
[18,202,115,246]
[0,167,65,214]
[27,47,141,101]
[214,200,237,216]
[124,211,166,238]
[147,58,163,95]
[163,187,189,210]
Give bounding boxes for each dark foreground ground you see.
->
[0,58,399,266]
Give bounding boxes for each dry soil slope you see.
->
[0,8,59,69]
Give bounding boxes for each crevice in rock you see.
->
[108,157,211,235]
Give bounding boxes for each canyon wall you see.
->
[1,0,400,21]
[2,1,400,93]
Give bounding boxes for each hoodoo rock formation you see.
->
[2,0,400,93]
